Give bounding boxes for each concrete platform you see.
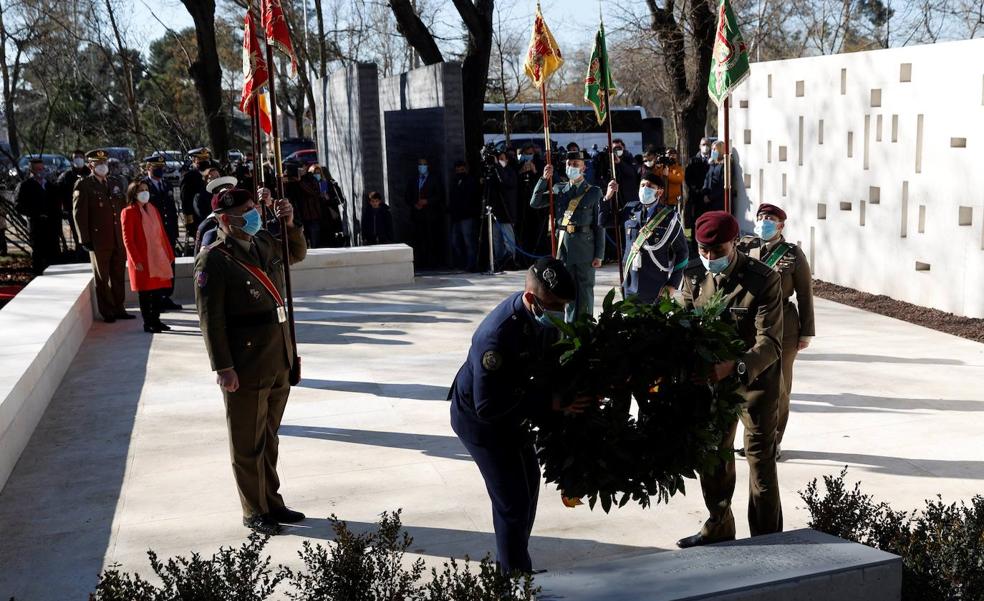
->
[1,266,982,599]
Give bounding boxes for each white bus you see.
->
[482,103,658,157]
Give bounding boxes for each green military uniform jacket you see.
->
[737,235,815,344]
[682,252,783,389]
[194,226,307,379]
[73,174,127,251]
[530,177,605,265]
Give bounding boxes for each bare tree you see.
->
[180,0,231,158]
[0,0,36,160]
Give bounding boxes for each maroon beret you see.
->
[695,211,739,245]
[757,203,787,221]
[211,188,251,213]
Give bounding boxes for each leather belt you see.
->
[558,224,593,234]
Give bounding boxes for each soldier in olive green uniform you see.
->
[194,188,307,535]
[531,149,616,322]
[73,149,134,322]
[677,211,784,548]
[738,203,815,452]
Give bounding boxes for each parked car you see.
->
[282,149,319,171]
[227,149,244,167]
[15,154,71,183]
[151,150,185,185]
[104,147,136,179]
[279,137,315,159]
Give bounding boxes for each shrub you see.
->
[801,468,984,601]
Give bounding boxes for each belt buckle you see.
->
[566,224,576,234]
[277,306,287,323]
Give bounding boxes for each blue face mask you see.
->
[313,173,322,181]
[710,149,720,162]
[754,219,779,241]
[639,186,658,205]
[532,297,564,328]
[418,165,428,176]
[237,208,262,236]
[701,253,731,274]
[566,166,583,181]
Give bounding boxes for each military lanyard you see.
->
[623,206,675,280]
[763,242,791,268]
[559,190,589,229]
[214,246,288,323]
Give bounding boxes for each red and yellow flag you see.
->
[261,0,297,75]
[239,10,268,114]
[523,4,563,89]
[256,92,273,135]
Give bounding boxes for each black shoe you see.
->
[243,514,283,535]
[114,312,137,320]
[676,533,735,549]
[143,323,163,333]
[154,322,172,332]
[103,316,117,323]
[269,506,306,524]
[161,299,183,311]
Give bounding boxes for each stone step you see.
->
[535,529,901,601]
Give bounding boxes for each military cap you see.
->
[86,149,109,162]
[565,148,592,162]
[695,211,739,245]
[756,203,787,221]
[205,175,238,194]
[531,257,576,301]
[188,147,212,160]
[640,172,666,188]
[143,154,166,167]
[211,187,252,213]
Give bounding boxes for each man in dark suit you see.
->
[404,157,445,269]
[15,158,62,274]
[143,155,182,310]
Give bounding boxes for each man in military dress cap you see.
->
[73,149,133,322]
[738,203,815,455]
[181,147,211,248]
[449,258,591,574]
[194,188,307,535]
[531,150,616,322]
[677,210,784,548]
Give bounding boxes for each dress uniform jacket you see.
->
[15,176,62,273]
[449,291,556,574]
[623,202,689,303]
[143,176,179,246]
[682,251,784,539]
[73,174,128,319]
[195,226,306,379]
[530,178,604,321]
[738,234,815,444]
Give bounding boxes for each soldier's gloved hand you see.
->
[217,368,240,392]
[274,199,294,226]
[542,164,554,181]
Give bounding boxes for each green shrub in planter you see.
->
[801,468,984,601]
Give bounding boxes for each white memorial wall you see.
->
[727,38,984,318]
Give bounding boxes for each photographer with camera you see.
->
[642,146,685,208]
[491,150,519,270]
[517,144,546,263]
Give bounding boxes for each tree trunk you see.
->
[180,0,230,159]
[313,0,327,78]
[0,4,23,160]
[388,0,445,65]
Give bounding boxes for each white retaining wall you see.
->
[727,38,984,318]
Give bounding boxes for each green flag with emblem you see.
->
[584,21,616,126]
[707,0,750,107]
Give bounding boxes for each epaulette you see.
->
[745,256,775,278]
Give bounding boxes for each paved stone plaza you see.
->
[1,267,982,600]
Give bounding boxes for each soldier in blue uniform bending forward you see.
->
[449,258,593,575]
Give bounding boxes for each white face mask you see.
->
[614,149,624,157]
[644,160,655,168]
[639,186,658,205]
[93,164,109,177]
[137,191,151,204]
[72,157,85,168]
[498,159,508,168]
[566,166,584,181]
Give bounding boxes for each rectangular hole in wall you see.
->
[951,137,967,148]
[863,115,871,170]
[810,226,815,269]
[876,114,883,142]
[767,140,772,163]
[743,173,751,189]
[744,129,752,144]
[892,115,899,142]
[958,206,973,226]
[782,173,788,197]
[870,88,882,107]
[818,119,824,144]
[901,181,909,237]
[739,99,749,108]
[817,202,827,220]
[918,205,927,233]
[796,80,805,97]
[840,201,852,211]
[758,168,764,204]
[847,131,854,158]
[870,185,881,204]
[900,63,912,82]
[778,146,788,162]
[841,68,847,95]
[798,116,804,166]
[916,114,924,173]
[915,261,931,272]
[768,74,773,98]
[860,200,867,226]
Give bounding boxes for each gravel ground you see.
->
[813,279,984,344]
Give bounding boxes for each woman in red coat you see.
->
[121,181,175,333]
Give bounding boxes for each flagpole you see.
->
[599,21,624,286]
[723,95,731,215]
[263,24,301,385]
[540,80,557,257]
